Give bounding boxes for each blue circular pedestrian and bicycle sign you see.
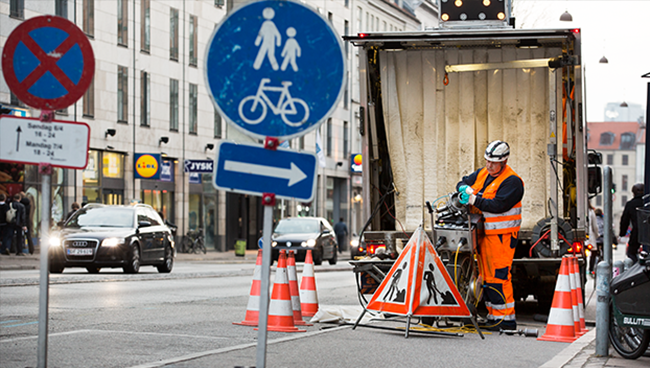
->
[204,0,346,140]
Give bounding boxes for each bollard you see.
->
[623,257,633,271]
[595,261,611,356]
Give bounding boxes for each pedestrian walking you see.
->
[19,192,34,254]
[619,183,646,263]
[333,217,348,254]
[0,194,12,256]
[8,194,27,255]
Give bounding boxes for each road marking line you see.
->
[0,321,37,328]
[0,328,235,343]
[126,325,351,368]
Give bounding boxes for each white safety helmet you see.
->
[484,140,510,162]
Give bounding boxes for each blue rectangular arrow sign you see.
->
[213,141,317,202]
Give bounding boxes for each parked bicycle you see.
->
[181,228,206,254]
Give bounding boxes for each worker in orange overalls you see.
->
[456,140,524,331]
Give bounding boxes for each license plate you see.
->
[67,248,93,255]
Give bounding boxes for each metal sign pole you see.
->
[37,111,54,368]
[256,193,275,368]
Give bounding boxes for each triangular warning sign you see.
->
[366,228,471,317]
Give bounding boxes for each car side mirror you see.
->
[323,229,331,234]
[588,166,602,195]
[138,220,152,228]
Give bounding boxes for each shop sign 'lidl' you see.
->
[134,153,161,180]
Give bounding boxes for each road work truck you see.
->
[345,11,600,310]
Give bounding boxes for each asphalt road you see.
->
[0,261,568,368]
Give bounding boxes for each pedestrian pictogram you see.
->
[2,15,95,110]
[365,227,471,318]
[205,0,346,140]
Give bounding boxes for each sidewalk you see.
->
[542,328,650,368]
[0,249,260,271]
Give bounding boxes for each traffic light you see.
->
[611,183,616,194]
[440,0,507,23]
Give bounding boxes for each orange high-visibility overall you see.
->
[470,165,523,327]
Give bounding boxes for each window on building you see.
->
[345,0,349,7]
[326,119,332,157]
[189,83,198,134]
[596,195,602,206]
[622,195,628,207]
[169,79,179,131]
[214,109,222,138]
[215,0,224,6]
[622,175,628,191]
[344,20,349,58]
[620,132,636,150]
[83,0,94,37]
[383,21,387,31]
[83,77,94,117]
[599,132,615,146]
[328,12,333,23]
[607,154,614,165]
[10,0,24,19]
[344,121,349,158]
[189,15,198,66]
[344,81,349,109]
[117,0,128,46]
[170,8,179,61]
[55,0,68,18]
[140,71,150,126]
[117,66,128,123]
[141,0,150,53]
[622,154,629,166]
[10,91,24,107]
[357,7,362,32]
[299,136,305,150]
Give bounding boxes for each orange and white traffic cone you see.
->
[538,257,578,343]
[233,249,263,326]
[256,250,305,333]
[566,256,584,337]
[287,250,312,326]
[299,249,319,317]
[570,256,588,335]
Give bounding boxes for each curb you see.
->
[539,329,596,368]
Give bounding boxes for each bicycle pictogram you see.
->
[238,78,309,127]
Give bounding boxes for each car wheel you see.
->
[328,247,338,265]
[157,244,174,273]
[312,248,323,265]
[50,263,64,273]
[123,243,141,274]
[86,267,101,274]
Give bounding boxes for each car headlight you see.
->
[350,239,360,247]
[301,239,316,247]
[102,238,126,247]
[272,241,277,247]
[49,236,61,247]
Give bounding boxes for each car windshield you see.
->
[274,219,319,234]
[65,207,135,228]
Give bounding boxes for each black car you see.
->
[271,217,338,265]
[48,204,175,274]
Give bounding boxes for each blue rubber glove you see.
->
[459,191,470,205]
[459,185,470,194]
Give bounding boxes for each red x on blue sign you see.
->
[2,15,95,110]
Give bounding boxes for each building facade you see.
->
[1,0,438,251]
[587,121,646,227]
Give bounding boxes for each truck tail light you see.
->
[367,243,386,255]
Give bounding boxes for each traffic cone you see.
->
[570,256,588,334]
[233,249,263,326]
[299,249,319,317]
[566,256,584,337]
[538,257,578,342]
[256,250,305,332]
[287,250,312,326]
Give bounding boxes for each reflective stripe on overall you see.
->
[471,165,523,324]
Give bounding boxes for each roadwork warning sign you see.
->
[366,228,471,317]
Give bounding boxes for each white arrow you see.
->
[224,160,307,186]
